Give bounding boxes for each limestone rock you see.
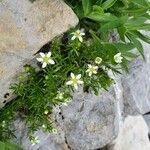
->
[121,33,150,115]
[12,118,69,150]
[108,115,150,150]
[0,0,78,108]
[58,89,119,150]
[144,114,150,133]
[14,89,119,150]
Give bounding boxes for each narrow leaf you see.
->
[100,20,122,32]
[114,43,135,51]
[82,0,92,16]
[130,30,150,44]
[126,33,145,59]
[102,0,117,10]
[129,0,149,7]
[117,26,127,42]
[89,30,104,50]
[87,12,118,22]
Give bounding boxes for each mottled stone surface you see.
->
[13,118,69,150]
[0,0,78,108]
[108,115,150,150]
[121,32,150,115]
[12,38,150,149]
[14,89,119,150]
[144,114,150,133]
[1,1,150,149]
[58,89,119,150]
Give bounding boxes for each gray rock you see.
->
[12,118,69,150]
[58,89,119,150]
[0,0,78,108]
[108,115,150,150]
[144,114,150,133]
[14,89,119,150]
[121,34,150,115]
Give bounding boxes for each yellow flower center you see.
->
[72,78,78,84]
[43,56,49,63]
[89,67,95,72]
[75,32,81,37]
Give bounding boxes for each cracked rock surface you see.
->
[13,88,119,150]
[1,0,150,149]
[13,35,150,149]
[0,0,78,108]
[108,115,150,150]
[121,32,150,115]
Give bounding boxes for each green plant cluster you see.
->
[0,0,150,146]
[0,141,22,150]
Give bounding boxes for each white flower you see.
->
[56,91,64,100]
[44,110,49,115]
[31,137,39,146]
[146,10,150,15]
[52,128,58,134]
[37,52,55,68]
[86,64,98,76]
[95,57,102,64]
[71,29,85,42]
[66,73,84,90]
[42,124,46,129]
[2,121,6,127]
[114,53,123,63]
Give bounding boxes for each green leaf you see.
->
[92,5,104,14]
[120,0,129,7]
[121,59,129,73]
[121,7,149,16]
[74,4,84,19]
[87,12,118,22]
[100,15,127,32]
[126,33,145,59]
[114,42,135,51]
[129,0,149,7]
[100,19,122,32]
[0,141,23,150]
[130,30,150,44]
[0,141,5,150]
[125,17,148,27]
[102,0,117,10]
[89,30,104,50]
[125,17,150,30]
[82,0,92,16]
[117,26,127,42]
[122,52,139,58]
[126,24,150,30]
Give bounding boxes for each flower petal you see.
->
[78,80,84,84]
[76,74,81,79]
[71,35,76,41]
[37,58,43,62]
[93,71,97,74]
[81,32,85,36]
[40,52,45,57]
[86,69,89,73]
[71,73,75,79]
[94,66,98,70]
[48,59,55,64]
[88,64,92,68]
[66,80,73,85]
[47,52,51,57]
[89,72,92,76]
[42,62,47,68]
[78,36,83,42]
